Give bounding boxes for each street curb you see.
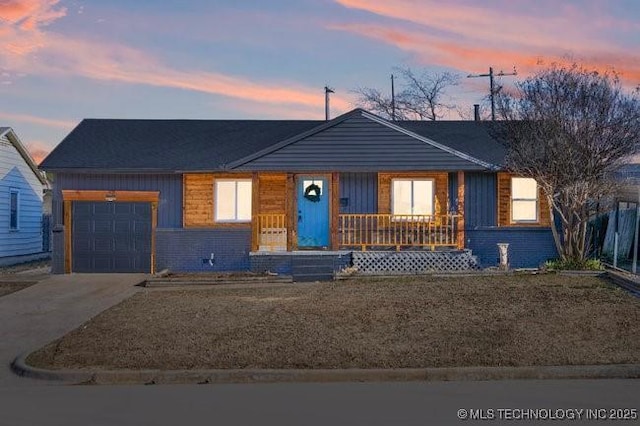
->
[11,353,640,385]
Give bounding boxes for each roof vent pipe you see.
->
[325,86,334,121]
[474,104,480,121]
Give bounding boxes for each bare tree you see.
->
[496,63,640,264]
[354,68,460,120]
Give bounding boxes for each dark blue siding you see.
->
[339,172,377,214]
[156,228,251,272]
[466,228,557,268]
[448,172,458,212]
[465,172,497,227]
[238,115,487,172]
[52,173,182,228]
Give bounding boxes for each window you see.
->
[511,177,538,222]
[215,179,252,222]
[9,189,19,230]
[392,179,434,216]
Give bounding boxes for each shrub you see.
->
[544,258,604,271]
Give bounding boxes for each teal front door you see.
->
[297,177,329,248]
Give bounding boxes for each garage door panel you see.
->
[114,220,131,233]
[72,201,152,273]
[93,238,115,252]
[73,203,92,215]
[114,203,132,214]
[93,203,114,215]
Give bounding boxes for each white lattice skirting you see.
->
[351,250,478,274]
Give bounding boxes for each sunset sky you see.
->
[1,0,639,164]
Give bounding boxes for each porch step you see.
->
[291,255,335,282]
[145,275,293,288]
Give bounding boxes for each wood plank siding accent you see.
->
[183,174,214,227]
[497,172,551,227]
[258,173,287,213]
[252,173,287,251]
[236,115,488,172]
[183,173,252,228]
[378,172,449,216]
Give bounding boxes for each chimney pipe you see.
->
[473,104,480,121]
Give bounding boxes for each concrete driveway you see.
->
[0,273,146,386]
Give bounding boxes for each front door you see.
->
[297,176,329,248]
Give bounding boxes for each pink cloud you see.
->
[0,111,75,129]
[333,0,628,51]
[0,3,352,117]
[332,0,640,85]
[330,22,640,86]
[25,33,353,112]
[0,0,66,30]
[24,139,50,164]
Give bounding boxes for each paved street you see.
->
[0,379,639,425]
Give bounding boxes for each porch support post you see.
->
[64,200,72,273]
[286,173,297,251]
[251,173,260,252]
[457,171,465,249]
[331,172,339,250]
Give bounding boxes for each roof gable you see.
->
[231,109,497,172]
[0,127,47,185]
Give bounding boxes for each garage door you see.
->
[72,201,152,273]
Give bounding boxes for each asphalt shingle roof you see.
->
[40,113,507,171]
[396,121,506,167]
[40,119,323,171]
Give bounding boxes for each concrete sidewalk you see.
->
[0,273,146,387]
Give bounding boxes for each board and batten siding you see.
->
[236,115,488,172]
[52,173,182,228]
[0,134,44,257]
[339,172,377,214]
[465,172,497,228]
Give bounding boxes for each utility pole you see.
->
[324,86,334,121]
[391,74,396,121]
[467,66,517,120]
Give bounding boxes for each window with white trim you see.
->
[215,179,252,222]
[9,189,19,230]
[511,177,538,222]
[392,179,434,216]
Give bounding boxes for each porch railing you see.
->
[254,214,287,251]
[339,213,461,251]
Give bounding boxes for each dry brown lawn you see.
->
[0,281,37,297]
[28,274,640,370]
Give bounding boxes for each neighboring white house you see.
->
[0,127,48,264]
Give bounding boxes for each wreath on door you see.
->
[303,183,322,202]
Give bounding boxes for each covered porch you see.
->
[253,212,463,252]
[251,170,466,253]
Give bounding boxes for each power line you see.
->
[467,66,517,120]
